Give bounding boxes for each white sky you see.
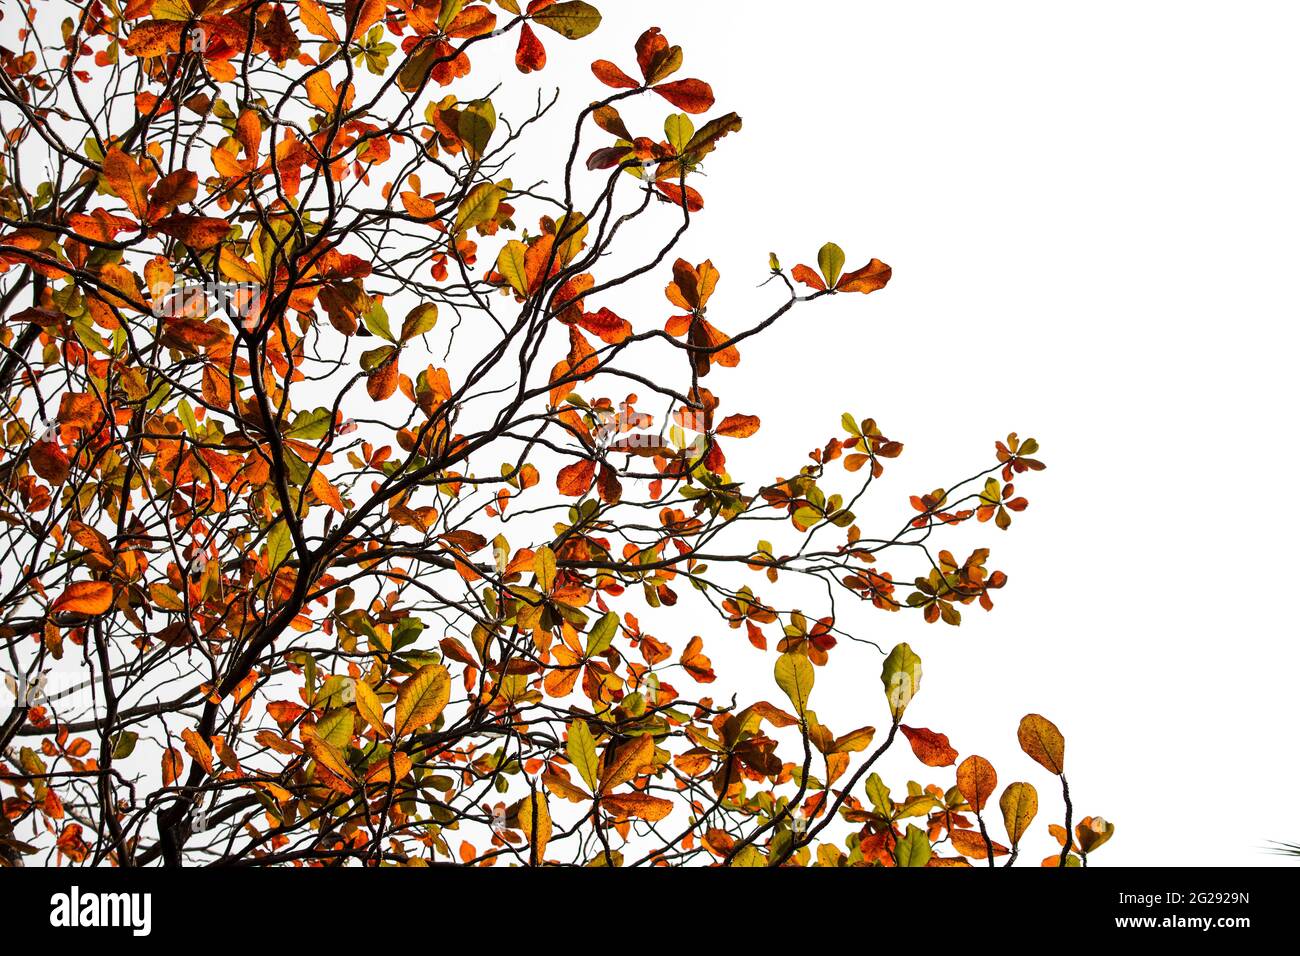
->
[539,0,1299,866]
[6,0,1296,867]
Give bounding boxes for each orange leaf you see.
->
[30,441,71,485]
[123,20,185,58]
[181,727,214,775]
[161,747,183,785]
[51,581,114,616]
[601,792,674,822]
[956,754,998,811]
[950,828,1009,859]
[152,214,231,250]
[837,259,892,294]
[715,414,760,438]
[556,458,596,497]
[103,147,155,221]
[591,59,639,89]
[599,734,654,794]
[652,78,715,114]
[791,264,826,291]
[900,725,958,768]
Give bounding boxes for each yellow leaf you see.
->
[353,679,388,737]
[496,240,529,295]
[999,781,1038,845]
[534,544,557,592]
[454,182,502,232]
[774,652,814,716]
[393,664,450,736]
[518,791,553,859]
[566,719,599,792]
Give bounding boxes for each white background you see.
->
[529,0,1299,865]
[9,0,1296,867]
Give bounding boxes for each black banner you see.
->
[0,866,1287,943]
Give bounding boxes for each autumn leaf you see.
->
[517,791,553,858]
[601,792,674,822]
[393,664,451,737]
[1000,782,1039,845]
[837,258,892,294]
[599,734,653,794]
[715,414,760,438]
[531,1,602,39]
[1017,713,1066,775]
[152,214,231,250]
[774,652,814,716]
[353,680,388,736]
[161,748,183,786]
[516,23,547,72]
[103,147,154,221]
[591,59,639,89]
[556,457,596,496]
[653,78,715,114]
[951,828,1009,860]
[956,754,998,811]
[51,581,114,617]
[566,719,599,792]
[881,643,922,722]
[900,725,958,767]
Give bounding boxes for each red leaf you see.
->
[652,79,714,114]
[900,725,958,767]
[30,441,71,484]
[515,23,547,73]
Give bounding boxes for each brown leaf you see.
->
[900,724,958,767]
[1017,713,1066,775]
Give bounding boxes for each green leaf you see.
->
[585,611,619,656]
[457,99,496,162]
[881,642,922,722]
[864,771,892,816]
[314,708,354,748]
[774,652,814,716]
[532,0,602,39]
[111,731,138,760]
[286,407,333,441]
[454,182,503,232]
[818,242,845,289]
[566,718,599,792]
[895,824,932,867]
[363,299,395,342]
[265,521,292,571]
[400,303,438,342]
